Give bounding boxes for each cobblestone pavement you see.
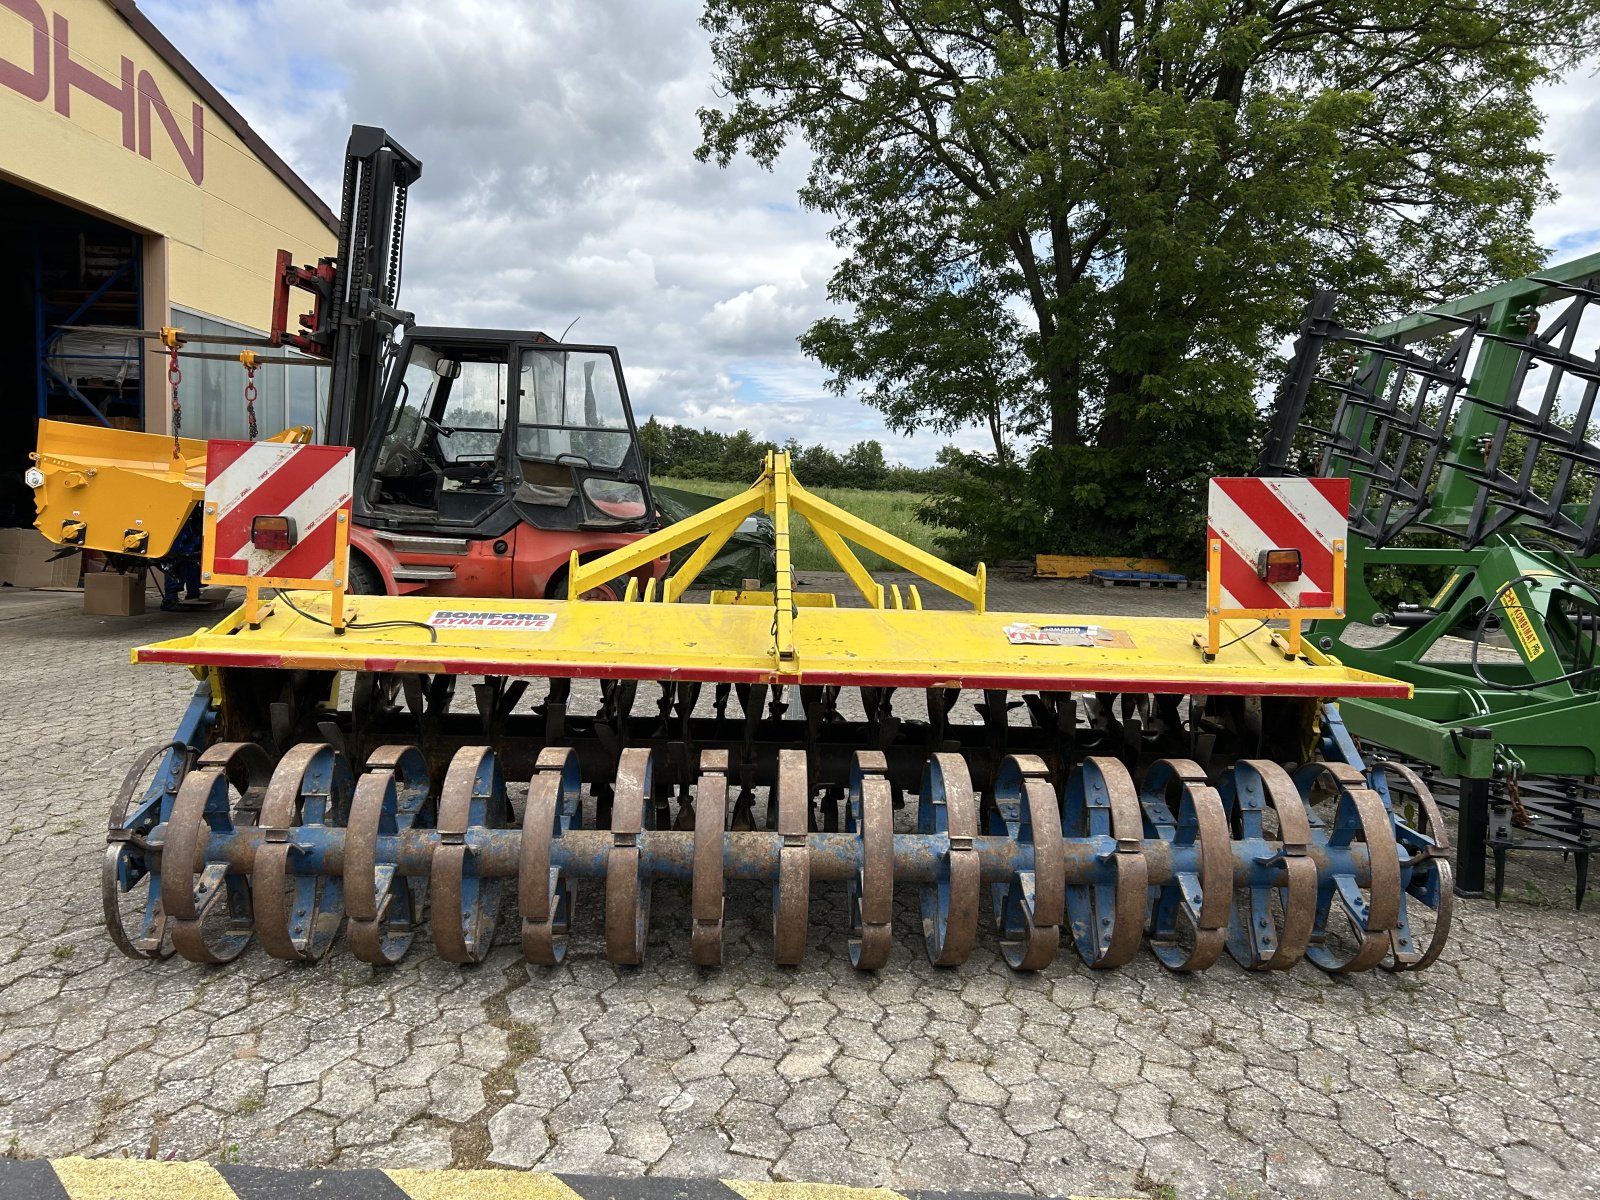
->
[1,584,1597,1200]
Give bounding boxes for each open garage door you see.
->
[0,177,143,528]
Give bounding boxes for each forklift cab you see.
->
[357,328,655,539]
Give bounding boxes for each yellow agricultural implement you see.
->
[30,419,310,562]
[103,452,1453,976]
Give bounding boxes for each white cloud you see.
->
[701,283,815,352]
[1534,58,1600,261]
[140,3,1600,469]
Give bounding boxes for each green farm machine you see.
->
[1260,254,1600,906]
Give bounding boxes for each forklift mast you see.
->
[270,125,423,453]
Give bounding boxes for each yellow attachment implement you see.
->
[30,419,311,560]
[116,454,1448,982]
[135,451,1407,701]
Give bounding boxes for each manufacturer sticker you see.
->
[1497,595,1544,662]
[428,610,557,631]
[1004,623,1131,648]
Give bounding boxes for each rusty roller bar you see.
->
[104,734,1453,975]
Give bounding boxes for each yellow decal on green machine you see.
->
[1428,572,1461,611]
[1499,592,1545,662]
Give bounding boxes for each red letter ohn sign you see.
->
[0,2,204,184]
[1202,477,1350,660]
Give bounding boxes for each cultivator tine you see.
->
[473,677,529,743]
[431,746,510,964]
[692,750,730,966]
[846,752,895,969]
[605,747,653,966]
[316,720,350,761]
[773,749,810,965]
[538,678,570,743]
[268,700,294,758]
[665,681,701,830]
[592,679,638,830]
[730,685,764,832]
[164,743,271,964]
[398,674,425,728]
[254,744,353,963]
[520,747,579,967]
[925,687,957,752]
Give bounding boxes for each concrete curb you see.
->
[0,1158,1137,1200]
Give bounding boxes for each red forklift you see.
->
[340,325,662,600]
[31,127,666,605]
[273,126,666,601]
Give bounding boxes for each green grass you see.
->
[658,477,939,573]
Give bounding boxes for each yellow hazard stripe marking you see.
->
[386,1167,587,1200]
[1427,571,1461,611]
[51,1156,239,1200]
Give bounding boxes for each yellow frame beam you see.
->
[570,452,985,611]
[565,452,987,668]
[787,483,985,613]
[568,480,769,598]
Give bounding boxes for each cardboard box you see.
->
[0,529,82,589]
[84,571,146,616]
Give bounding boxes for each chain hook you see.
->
[167,344,183,458]
[240,351,259,440]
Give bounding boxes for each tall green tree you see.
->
[697,0,1600,559]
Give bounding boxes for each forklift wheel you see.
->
[551,566,619,603]
[347,554,387,596]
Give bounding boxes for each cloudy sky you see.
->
[140,0,1600,468]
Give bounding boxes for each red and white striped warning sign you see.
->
[1207,477,1349,611]
[204,441,353,582]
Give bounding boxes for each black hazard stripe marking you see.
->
[560,1176,745,1200]
[0,1158,70,1200]
[220,1162,412,1199]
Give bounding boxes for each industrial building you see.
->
[0,0,335,529]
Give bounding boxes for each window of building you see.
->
[169,306,329,440]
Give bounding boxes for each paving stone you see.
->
[426,1062,487,1124]
[650,1128,765,1179]
[535,1122,614,1172]
[605,1100,672,1164]
[774,1124,886,1187]
[486,1102,551,1168]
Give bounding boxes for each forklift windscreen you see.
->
[517,349,633,469]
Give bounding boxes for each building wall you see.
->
[0,0,336,429]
